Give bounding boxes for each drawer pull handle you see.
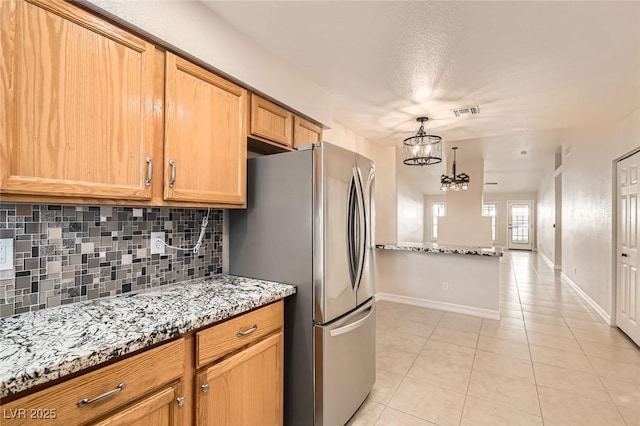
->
[169,160,176,188]
[237,324,258,337]
[145,157,153,186]
[77,383,126,407]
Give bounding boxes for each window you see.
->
[482,203,497,242]
[431,203,446,240]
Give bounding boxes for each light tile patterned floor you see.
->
[348,251,640,426]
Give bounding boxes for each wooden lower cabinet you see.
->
[196,332,283,426]
[92,382,184,426]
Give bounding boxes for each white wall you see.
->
[484,192,538,248]
[536,161,556,264]
[554,175,562,268]
[397,179,424,243]
[81,0,332,126]
[560,108,640,318]
[376,250,501,318]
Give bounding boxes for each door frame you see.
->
[612,147,640,328]
[507,200,535,250]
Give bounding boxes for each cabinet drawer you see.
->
[196,301,283,368]
[1,339,184,426]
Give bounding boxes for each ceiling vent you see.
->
[451,105,480,117]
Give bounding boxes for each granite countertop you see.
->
[376,243,503,257]
[0,275,296,398]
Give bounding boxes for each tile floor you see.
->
[348,251,640,426]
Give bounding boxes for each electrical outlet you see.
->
[0,239,13,271]
[442,281,449,291]
[150,232,165,255]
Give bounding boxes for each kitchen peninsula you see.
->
[375,243,503,319]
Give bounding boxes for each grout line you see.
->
[458,335,479,426]
[512,252,545,424]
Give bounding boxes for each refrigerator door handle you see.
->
[353,167,367,292]
[346,173,357,289]
[329,304,375,337]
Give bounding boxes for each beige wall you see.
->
[83,0,333,126]
[557,108,640,318]
[323,123,375,159]
[424,191,538,248]
[438,159,492,247]
[373,147,398,244]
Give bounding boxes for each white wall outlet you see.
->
[150,232,165,255]
[442,281,449,291]
[0,239,14,271]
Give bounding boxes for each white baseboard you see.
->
[538,251,562,271]
[375,292,501,320]
[539,252,554,269]
[560,272,612,325]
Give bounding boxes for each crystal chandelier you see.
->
[402,117,442,166]
[440,147,470,191]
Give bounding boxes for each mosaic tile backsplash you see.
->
[0,204,223,317]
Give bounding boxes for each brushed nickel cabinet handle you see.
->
[169,160,176,188]
[176,396,185,406]
[145,157,153,186]
[236,324,258,337]
[201,383,210,393]
[77,383,126,407]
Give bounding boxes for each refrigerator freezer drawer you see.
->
[314,299,375,426]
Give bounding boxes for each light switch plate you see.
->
[0,239,13,271]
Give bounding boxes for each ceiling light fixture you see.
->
[402,117,443,166]
[440,147,470,191]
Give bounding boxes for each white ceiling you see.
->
[203,1,640,193]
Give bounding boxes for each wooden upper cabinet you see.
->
[293,116,323,149]
[250,95,293,147]
[0,0,155,200]
[164,53,247,205]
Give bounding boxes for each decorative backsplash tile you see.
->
[0,204,223,317]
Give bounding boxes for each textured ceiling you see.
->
[203,1,640,193]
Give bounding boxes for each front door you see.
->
[507,201,534,250]
[616,151,640,345]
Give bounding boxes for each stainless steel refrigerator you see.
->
[229,142,375,426]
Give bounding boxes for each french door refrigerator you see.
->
[229,142,375,426]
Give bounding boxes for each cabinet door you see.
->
[92,382,185,426]
[164,53,247,204]
[196,332,283,426]
[293,116,322,149]
[0,0,155,200]
[250,95,293,147]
